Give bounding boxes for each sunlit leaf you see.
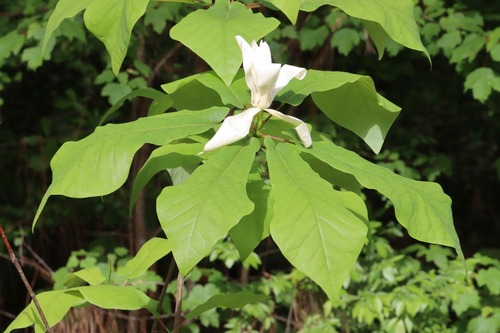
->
[299,136,464,262]
[83,0,150,74]
[269,0,301,24]
[157,139,260,275]
[42,0,95,53]
[77,285,158,313]
[4,290,84,333]
[170,0,279,84]
[123,238,172,279]
[300,0,429,59]
[34,108,228,228]
[265,139,368,300]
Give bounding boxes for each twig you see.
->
[0,225,52,333]
[151,258,176,332]
[173,273,184,332]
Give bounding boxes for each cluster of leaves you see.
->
[10,223,498,333]
[2,0,469,331]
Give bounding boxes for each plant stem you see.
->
[173,273,184,332]
[151,258,176,332]
[0,225,52,333]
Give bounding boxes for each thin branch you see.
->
[0,225,52,333]
[151,258,176,333]
[173,273,184,332]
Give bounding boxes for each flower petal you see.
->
[264,108,312,148]
[203,108,262,152]
[268,64,307,102]
[250,62,281,108]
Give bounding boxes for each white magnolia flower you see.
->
[203,35,312,152]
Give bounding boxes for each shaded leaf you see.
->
[63,267,106,288]
[157,139,260,275]
[186,292,268,319]
[130,143,204,214]
[229,179,272,260]
[277,70,400,153]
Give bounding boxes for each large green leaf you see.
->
[129,143,204,214]
[265,139,368,300]
[299,136,464,261]
[4,290,84,333]
[186,292,268,319]
[277,70,401,153]
[83,0,150,75]
[42,0,95,53]
[34,108,228,228]
[300,0,429,59]
[269,0,301,24]
[123,238,171,279]
[170,0,279,85]
[157,139,260,275]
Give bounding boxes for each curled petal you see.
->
[265,109,312,148]
[268,64,307,102]
[203,108,262,152]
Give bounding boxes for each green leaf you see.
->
[476,267,500,295]
[269,0,301,24]
[34,107,228,228]
[130,143,204,214]
[265,139,368,300]
[157,139,260,275]
[449,33,486,64]
[123,238,172,279]
[4,290,84,333]
[301,0,429,60]
[77,285,158,312]
[83,0,150,75]
[0,31,26,63]
[186,292,268,319]
[170,0,279,85]
[162,70,249,109]
[99,88,172,125]
[63,267,106,288]
[298,136,464,262]
[277,70,401,153]
[464,67,500,103]
[330,28,361,56]
[42,0,95,54]
[229,179,272,260]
